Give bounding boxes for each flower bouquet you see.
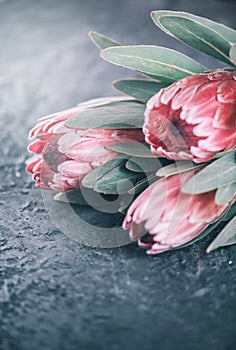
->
[27,10,236,255]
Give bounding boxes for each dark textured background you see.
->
[0,1,236,349]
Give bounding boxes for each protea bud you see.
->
[143,68,236,163]
[27,100,144,192]
[123,170,233,254]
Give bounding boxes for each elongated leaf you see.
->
[107,143,156,158]
[66,103,145,129]
[101,45,206,83]
[221,202,236,222]
[206,216,236,253]
[128,174,157,195]
[230,43,236,65]
[156,160,203,177]
[113,79,167,102]
[125,157,161,173]
[119,205,129,215]
[77,96,136,108]
[89,32,167,81]
[151,11,236,64]
[38,97,135,123]
[89,31,121,49]
[214,149,236,159]
[152,11,236,43]
[182,151,236,194]
[82,156,128,189]
[54,188,118,206]
[54,189,91,205]
[81,167,101,189]
[81,155,145,194]
[215,182,236,205]
[95,165,145,194]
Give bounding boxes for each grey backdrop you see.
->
[0,1,236,350]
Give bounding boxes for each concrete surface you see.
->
[0,1,236,350]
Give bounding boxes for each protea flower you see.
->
[123,170,233,254]
[143,68,236,163]
[27,99,144,192]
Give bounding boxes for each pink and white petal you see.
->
[190,146,213,162]
[198,129,236,152]
[27,138,49,154]
[190,82,218,105]
[57,131,82,155]
[50,173,77,192]
[176,74,207,87]
[217,82,236,104]
[180,98,217,123]
[188,193,228,224]
[213,103,236,129]
[58,160,92,177]
[26,157,44,173]
[146,242,172,255]
[159,84,181,105]
[171,85,198,110]
[161,221,205,247]
[192,118,214,137]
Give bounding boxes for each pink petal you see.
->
[58,160,92,177]
[213,103,236,129]
[171,85,198,110]
[217,81,236,103]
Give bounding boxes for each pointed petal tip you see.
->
[206,247,211,254]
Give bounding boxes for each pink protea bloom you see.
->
[123,170,233,254]
[26,99,144,192]
[143,68,236,163]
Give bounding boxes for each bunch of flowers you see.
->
[27,10,236,254]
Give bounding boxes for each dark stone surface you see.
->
[0,1,236,349]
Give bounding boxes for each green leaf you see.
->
[101,45,207,83]
[95,165,145,194]
[152,10,236,42]
[54,189,92,205]
[54,188,118,206]
[107,143,156,158]
[128,174,157,195]
[182,151,236,194]
[81,156,145,194]
[89,31,170,82]
[151,11,236,65]
[81,167,101,189]
[88,31,121,50]
[125,157,161,173]
[119,205,129,215]
[214,149,236,159]
[230,43,236,65]
[221,202,236,222]
[215,182,236,205]
[82,156,128,189]
[54,187,136,214]
[206,216,236,253]
[77,96,136,109]
[156,160,203,177]
[113,79,167,102]
[39,97,134,122]
[66,102,145,129]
